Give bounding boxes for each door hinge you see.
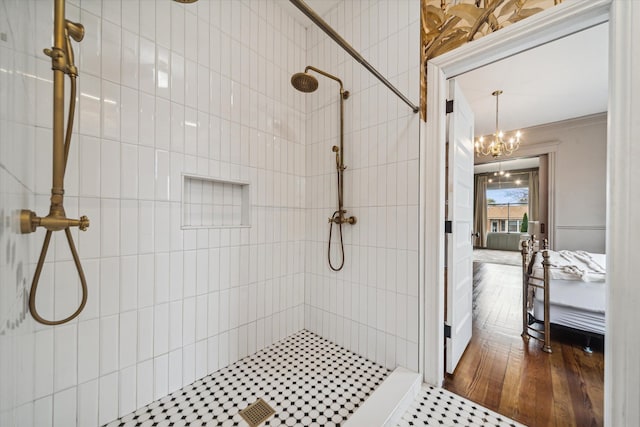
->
[446,99,454,114]
[445,220,452,234]
[444,323,451,338]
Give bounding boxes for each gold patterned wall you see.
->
[420,0,562,121]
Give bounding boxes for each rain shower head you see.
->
[291,72,319,93]
[291,66,349,99]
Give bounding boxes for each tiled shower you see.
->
[303,0,420,368]
[0,0,420,425]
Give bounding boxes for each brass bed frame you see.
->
[521,238,552,353]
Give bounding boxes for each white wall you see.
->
[303,0,421,372]
[524,113,607,252]
[0,1,306,426]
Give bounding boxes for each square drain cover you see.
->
[238,398,275,427]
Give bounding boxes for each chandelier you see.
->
[487,162,524,187]
[475,90,522,158]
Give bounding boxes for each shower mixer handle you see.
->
[328,213,357,225]
[20,209,90,234]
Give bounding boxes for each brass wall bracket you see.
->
[43,47,67,73]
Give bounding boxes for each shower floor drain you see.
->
[238,398,276,427]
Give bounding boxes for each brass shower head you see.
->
[65,20,84,42]
[291,66,349,99]
[291,72,319,93]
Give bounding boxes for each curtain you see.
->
[474,175,488,247]
[528,170,539,234]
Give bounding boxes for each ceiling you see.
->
[278,0,342,26]
[456,22,608,137]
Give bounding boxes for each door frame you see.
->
[418,0,640,425]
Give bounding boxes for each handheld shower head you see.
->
[65,20,84,42]
[291,72,319,93]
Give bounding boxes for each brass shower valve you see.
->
[328,213,357,225]
[20,209,89,234]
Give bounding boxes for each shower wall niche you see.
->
[182,174,251,228]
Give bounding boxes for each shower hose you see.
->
[29,74,88,325]
[328,167,345,271]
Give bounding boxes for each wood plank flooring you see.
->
[444,262,604,427]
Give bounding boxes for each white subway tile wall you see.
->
[0,1,307,426]
[303,0,421,372]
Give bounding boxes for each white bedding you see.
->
[529,251,606,334]
[532,251,606,283]
[533,298,605,335]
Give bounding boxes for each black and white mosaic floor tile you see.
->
[397,385,526,427]
[105,330,389,427]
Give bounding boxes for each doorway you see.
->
[419,1,640,425]
[438,21,608,426]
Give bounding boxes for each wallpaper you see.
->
[420,0,562,120]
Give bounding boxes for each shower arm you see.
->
[290,0,419,114]
[20,0,89,325]
[305,66,345,93]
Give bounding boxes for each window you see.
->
[486,183,529,233]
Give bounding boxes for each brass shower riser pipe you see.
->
[52,0,64,195]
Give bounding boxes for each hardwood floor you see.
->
[444,262,604,427]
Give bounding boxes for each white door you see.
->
[446,79,475,374]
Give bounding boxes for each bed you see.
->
[521,239,606,353]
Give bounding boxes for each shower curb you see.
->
[343,366,422,427]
